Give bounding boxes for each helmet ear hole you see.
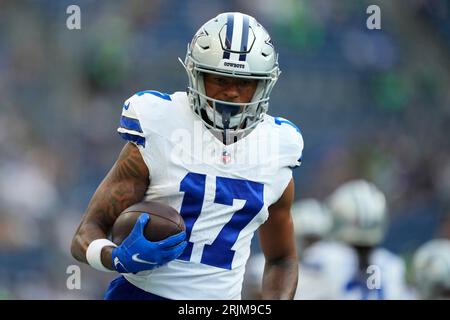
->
[261,44,273,57]
[196,36,211,50]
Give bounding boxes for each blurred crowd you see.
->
[0,0,449,299]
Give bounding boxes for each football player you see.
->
[412,239,450,299]
[291,198,332,255]
[299,180,409,299]
[71,12,303,300]
[291,199,333,299]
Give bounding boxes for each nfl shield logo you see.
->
[222,150,231,164]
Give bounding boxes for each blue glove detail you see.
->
[111,213,187,274]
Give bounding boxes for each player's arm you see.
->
[258,178,298,300]
[71,142,150,269]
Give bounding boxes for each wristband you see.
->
[86,239,117,272]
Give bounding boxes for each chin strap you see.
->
[200,106,249,145]
[221,110,231,145]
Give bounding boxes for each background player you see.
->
[291,198,333,299]
[291,198,332,255]
[412,239,450,299]
[298,180,409,299]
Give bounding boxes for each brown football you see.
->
[111,201,185,245]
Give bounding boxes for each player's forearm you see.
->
[71,188,124,263]
[71,184,144,264]
[71,221,115,270]
[71,180,147,265]
[71,144,150,266]
[261,256,298,300]
[71,221,109,264]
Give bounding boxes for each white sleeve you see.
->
[275,117,304,169]
[117,94,147,147]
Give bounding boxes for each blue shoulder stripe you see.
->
[120,116,143,133]
[136,90,172,101]
[274,117,301,134]
[118,132,146,147]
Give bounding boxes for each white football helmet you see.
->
[180,12,281,134]
[413,239,450,299]
[291,198,332,240]
[327,180,388,247]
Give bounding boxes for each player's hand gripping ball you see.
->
[111,201,187,274]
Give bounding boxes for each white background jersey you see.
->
[297,241,409,300]
[117,90,303,299]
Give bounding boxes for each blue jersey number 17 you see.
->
[177,172,264,269]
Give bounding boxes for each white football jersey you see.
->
[298,241,409,300]
[116,90,303,299]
